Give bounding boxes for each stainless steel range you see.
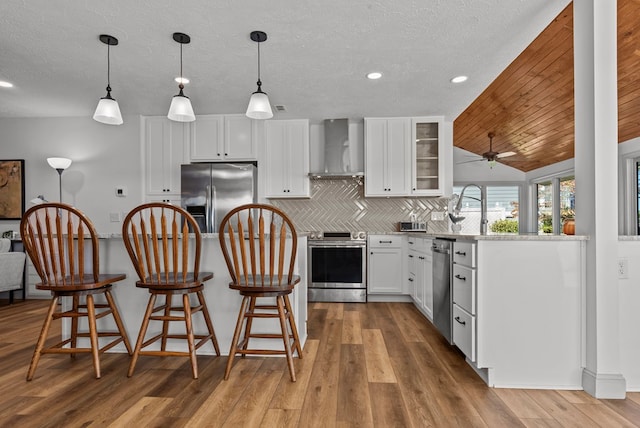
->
[308,231,367,303]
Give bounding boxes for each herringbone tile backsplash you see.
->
[271,179,449,233]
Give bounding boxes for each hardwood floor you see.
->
[1,299,639,427]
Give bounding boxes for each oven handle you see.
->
[308,243,366,248]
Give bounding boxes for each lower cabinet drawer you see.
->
[452,264,475,315]
[453,304,476,362]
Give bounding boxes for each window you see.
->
[452,185,520,234]
[533,174,575,234]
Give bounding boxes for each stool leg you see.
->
[241,296,257,353]
[105,289,132,355]
[197,290,220,356]
[183,293,198,379]
[161,294,172,351]
[86,294,101,379]
[70,295,79,358]
[129,294,157,377]
[225,296,249,380]
[284,294,303,358]
[277,296,296,382]
[27,296,59,381]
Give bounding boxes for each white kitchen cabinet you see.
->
[143,116,189,200]
[411,117,445,196]
[264,119,310,198]
[364,118,411,197]
[368,235,403,294]
[406,236,433,319]
[452,240,477,362]
[189,114,257,161]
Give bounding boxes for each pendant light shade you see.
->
[246,31,273,120]
[168,32,195,122]
[93,35,123,125]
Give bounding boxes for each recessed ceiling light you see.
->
[451,75,468,83]
[0,81,14,88]
[367,72,383,80]
[174,76,190,84]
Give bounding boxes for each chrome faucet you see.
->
[454,184,488,235]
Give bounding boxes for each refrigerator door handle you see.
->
[211,185,217,233]
[205,185,212,233]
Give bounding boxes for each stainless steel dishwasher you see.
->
[432,239,453,344]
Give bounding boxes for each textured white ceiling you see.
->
[0,0,570,123]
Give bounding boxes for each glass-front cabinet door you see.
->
[411,117,444,196]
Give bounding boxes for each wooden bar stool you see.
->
[218,204,302,382]
[20,203,132,380]
[122,203,219,379]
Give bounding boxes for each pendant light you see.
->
[168,32,195,122]
[93,35,123,125]
[246,31,273,120]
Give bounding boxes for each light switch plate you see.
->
[109,212,121,222]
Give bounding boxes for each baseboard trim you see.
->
[582,368,626,399]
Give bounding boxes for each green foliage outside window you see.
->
[490,219,519,233]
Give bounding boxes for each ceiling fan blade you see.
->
[496,151,516,158]
[456,158,485,165]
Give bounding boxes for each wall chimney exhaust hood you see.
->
[309,118,364,180]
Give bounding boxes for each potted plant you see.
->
[561,208,575,235]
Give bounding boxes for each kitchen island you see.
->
[75,234,308,356]
[406,232,588,389]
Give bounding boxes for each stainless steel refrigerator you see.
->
[181,163,257,233]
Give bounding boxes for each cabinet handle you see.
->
[217,153,221,156]
[225,153,228,156]
[408,241,414,245]
[413,187,416,191]
[408,255,414,258]
[419,256,424,260]
[455,251,467,256]
[408,278,414,282]
[379,240,392,244]
[455,274,466,281]
[455,316,466,326]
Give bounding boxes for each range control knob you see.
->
[351,231,358,240]
[358,232,366,240]
[310,232,317,240]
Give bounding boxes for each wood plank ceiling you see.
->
[453,0,640,172]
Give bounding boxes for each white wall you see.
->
[0,116,142,234]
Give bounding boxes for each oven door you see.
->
[308,243,366,289]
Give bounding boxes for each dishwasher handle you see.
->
[432,246,450,255]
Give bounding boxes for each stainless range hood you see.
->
[309,118,364,180]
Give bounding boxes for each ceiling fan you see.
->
[458,132,516,167]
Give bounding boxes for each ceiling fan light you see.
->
[246,91,273,119]
[93,95,123,125]
[168,93,195,122]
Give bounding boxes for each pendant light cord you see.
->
[106,42,111,93]
[256,40,262,90]
[178,41,185,92]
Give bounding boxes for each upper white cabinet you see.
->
[364,118,411,197]
[411,117,444,196]
[143,116,189,198]
[189,114,257,161]
[264,119,310,198]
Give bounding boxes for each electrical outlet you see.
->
[109,212,121,223]
[431,211,446,221]
[618,258,629,279]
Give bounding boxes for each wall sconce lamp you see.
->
[47,157,72,203]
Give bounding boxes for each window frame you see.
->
[529,169,574,235]
[452,182,523,234]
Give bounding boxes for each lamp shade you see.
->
[93,96,123,125]
[246,91,273,120]
[168,94,195,122]
[47,157,72,170]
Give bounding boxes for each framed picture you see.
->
[0,160,25,220]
